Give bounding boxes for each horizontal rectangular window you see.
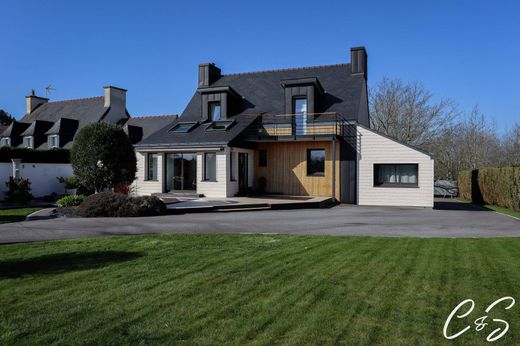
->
[146,153,159,181]
[169,122,197,133]
[307,149,325,176]
[206,120,234,131]
[204,152,217,181]
[374,164,418,187]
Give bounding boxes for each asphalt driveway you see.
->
[0,199,518,244]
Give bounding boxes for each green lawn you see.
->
[0,207,42,224]
[2,234,520,345]
[484,204,520,219]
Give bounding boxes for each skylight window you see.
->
[206,120,235,131]
[169,122,197,133]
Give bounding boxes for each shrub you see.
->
[71,123,136,192]
[458,166,520,211]
[56,195,86,207]
[4,177,33,205]
[78,192,165,217]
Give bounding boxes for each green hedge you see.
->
[0,147,70,163]
[458,166,520,211]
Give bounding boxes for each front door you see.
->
[238,153,248,192]
[165,153,196,192]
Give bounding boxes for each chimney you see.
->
[198,63,221,88]
[103,85,127,111]
[25,90,48,114]
[350,47,368,79]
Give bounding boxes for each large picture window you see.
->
[374,164,418,187]
[146,153,159,181]
[307,149,325,176]
[204,152,217,181]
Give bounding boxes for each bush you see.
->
[78,192,166,217]
[4,177,33,205]
[56,195,86,207]
[71,123,136,192]
[458,166,520,211]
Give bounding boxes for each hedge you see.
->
[0,147,70,163]
[458,166,520,211]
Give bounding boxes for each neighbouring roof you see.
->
[19,97,109,129]
[120,114,178,143]
[0,121,31,137]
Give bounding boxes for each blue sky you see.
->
[1,0,519,131]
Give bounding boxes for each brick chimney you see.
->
[198,63,221,88]
[25,90,48,114]
[350,47,368,79]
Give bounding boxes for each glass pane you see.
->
[148,154,158,180]
[183,153,197,190]
[307,149,325,175]
[294,98,307,135]
[397,165,417,184]
[205,153,216,181]
[210,103,221,121]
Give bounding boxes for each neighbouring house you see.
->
[133,47,434,207]
[0,86,177,199]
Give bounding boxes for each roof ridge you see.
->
[222,63,350,77]
[47,96,104,104]
[130,114,178,119]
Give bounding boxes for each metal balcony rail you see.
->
[245,112,353,139]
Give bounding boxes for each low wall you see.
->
[0,162,73,200]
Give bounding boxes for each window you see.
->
[169,122,197,133]
[146,153,159,181]
[293,97,308,135]
[307,149,325,176]
[206,120,234,131]
[229,152,236,181]
[23,136,33,149]
[204,152,217,181]
[47,135,59,148]
[209,102,221,121]
[259,150,267,167]
[374,164,418,187]
[0,137,11,147]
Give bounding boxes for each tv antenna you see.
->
[45,84,56,97]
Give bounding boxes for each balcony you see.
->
[244,112,354,141]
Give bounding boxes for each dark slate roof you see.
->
[0,121,31,137]
[181,63,365,121]
[19,97,109,129]
[45,118,79,135]
[121,115,178,142]
[20,120,54,136]
[136,115,257,148]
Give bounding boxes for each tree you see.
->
[369,77,459,147]
[0,109,14,125]
[71,123,136,192]
[502,124,520,165]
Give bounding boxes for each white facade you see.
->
[357,126,434,207]
[133,146,254,198]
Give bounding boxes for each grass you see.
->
[2,234,520,345]
[0,207,42,224]
[484,204,520,219]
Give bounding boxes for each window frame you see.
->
[306,148,325,177]
[229,151,236,181]
[204,152,217,182]
[23,136,33,149]
[373,163,419,188]
[47,134,59,148]
[209,101,222,121]
[145,153,159,181]
[258,149,267,167]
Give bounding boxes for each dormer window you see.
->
[0,137,11,147]
[209,102,221,121]
[47,135,59,148]
[23,136,33,149]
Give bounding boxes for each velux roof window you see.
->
[169,122,197,133]
[206,120,235,131]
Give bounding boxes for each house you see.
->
[0,86,178,149]
[133,47,434,207]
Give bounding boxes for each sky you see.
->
[1,0,519,131]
